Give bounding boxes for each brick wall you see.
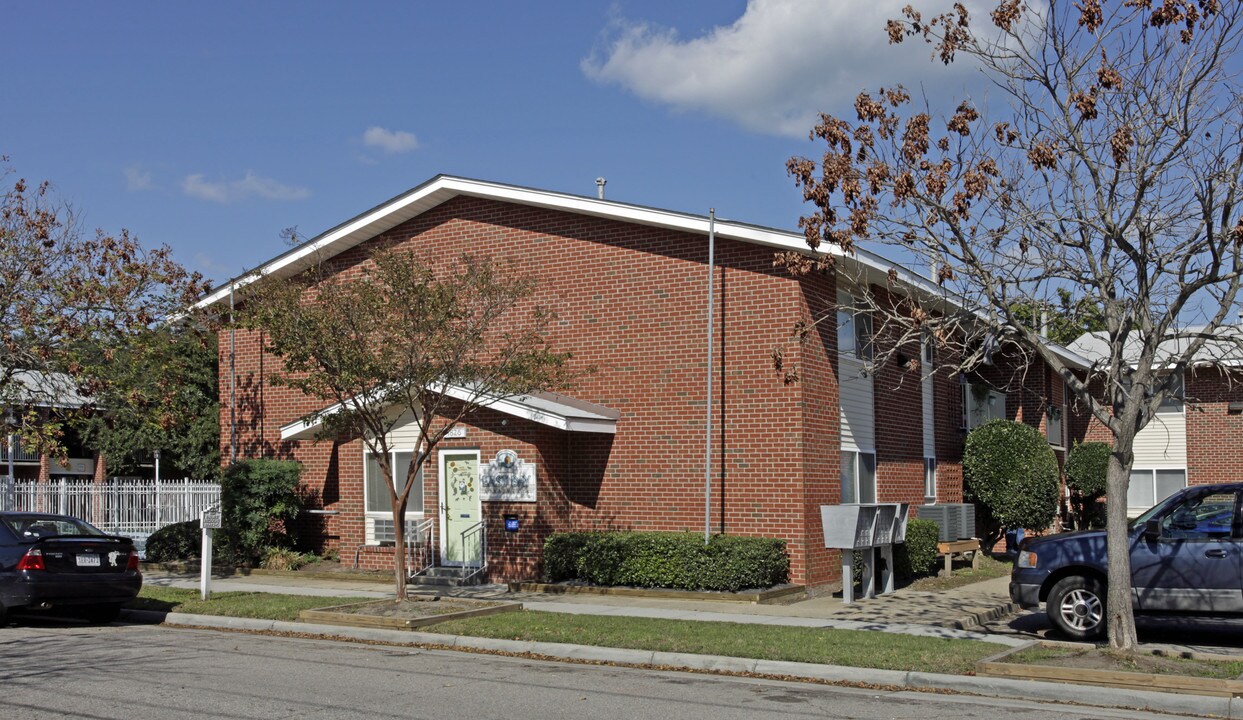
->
[1186,368,1243,486]
[221,196,838,584]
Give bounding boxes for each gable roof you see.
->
[1069,326,1243,369]
[280,386,619,440]
[196,173,1089,370]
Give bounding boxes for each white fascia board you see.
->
[278,383,618,441]
[194,175,839,311]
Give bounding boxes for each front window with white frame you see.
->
[962,380,1006,429]
[1128,468,1186,513]
[365,450,423,516]
[841,450,877,504]
[837,299,874,361]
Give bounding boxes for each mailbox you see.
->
[891,503,910,543]
[871,504,897,546]
[820,504,879,550]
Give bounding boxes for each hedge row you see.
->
[544,531,789,592]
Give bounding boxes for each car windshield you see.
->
[2,515,106,540]
[1128,494,1182,530]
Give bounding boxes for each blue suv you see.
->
[1010,482,1243,640]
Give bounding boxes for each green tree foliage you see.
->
[0,161,207,458]
[239,247,576,599]
[74,327,220,480]
[964,420,1059,550]
[219,459,303,565]
[1065,441,1111,529]
[1010,289,1106,347]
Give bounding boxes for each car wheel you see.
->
[83,603,122,624]
[1047,575,1106,640]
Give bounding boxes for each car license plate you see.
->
[76,554,100,567]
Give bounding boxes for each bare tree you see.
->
[238,246,576,600]
[782,1,1242,650]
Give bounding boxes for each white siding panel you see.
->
[839,357,875,452]
[386,410,424,449]
[1132,412,1187,467]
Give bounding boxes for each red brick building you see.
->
[199,175,1079,589]
[1069,330,1243,513]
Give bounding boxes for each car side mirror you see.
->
[1143,519,1161,540]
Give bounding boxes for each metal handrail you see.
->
[406,517,435,579]
[459,520,486,583]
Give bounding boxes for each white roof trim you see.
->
[195,175,838,312]
[279,385,619,441]
[200,173,1089,371]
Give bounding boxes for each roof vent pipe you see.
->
[596,177,607,199]
[1040,309,1049,338]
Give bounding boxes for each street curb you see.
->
[124,609,1241,718]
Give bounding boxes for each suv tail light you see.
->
[126,552,140,571]
[17,548,45,571]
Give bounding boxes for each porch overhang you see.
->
[279,387,619,441]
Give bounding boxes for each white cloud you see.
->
[362,126,420,154]
[582,0,984,137]
[181,171,311,204]
[124,166,153,191]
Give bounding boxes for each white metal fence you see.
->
[4,477,221,539]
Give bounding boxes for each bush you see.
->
[543,531,789,592]
[145,519,202,562]
[1065,441,1111,529]
[895,518,940,578]
[260,547,316,571]
[220,458,304,565]
[964,419,1059,550]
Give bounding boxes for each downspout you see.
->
[704,209,716,545]
[230,286,237,464]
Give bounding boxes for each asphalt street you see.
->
[0,621,1203,720]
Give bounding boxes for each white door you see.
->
[439,449,482,566]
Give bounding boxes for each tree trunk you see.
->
[1105,437,1138,651]
[391,499,409,602]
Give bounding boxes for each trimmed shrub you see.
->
[543,531,789,592]
[1065,441,1111,529]
[220,458,304,565]
[145,519,202,562]
[895,518,940,578]
[260,547,315,571]
[543,532,593,582]
[964,419,1059,551]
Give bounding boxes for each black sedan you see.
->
[0,512,142,623]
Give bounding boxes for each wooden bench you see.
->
[937,539,980,577]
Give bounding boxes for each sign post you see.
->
[200,505,222,600]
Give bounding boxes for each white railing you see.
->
[7,477,221,538]
[0,442,41,462]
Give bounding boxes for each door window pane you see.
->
[1161,492,1235,540]
[1128,469,1154,510]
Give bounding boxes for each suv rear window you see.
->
[2,515,106,540]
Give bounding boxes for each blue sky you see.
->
[3,1,974,285]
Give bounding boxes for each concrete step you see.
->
[409,566,485,587]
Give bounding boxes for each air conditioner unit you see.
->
[365,517,396,546]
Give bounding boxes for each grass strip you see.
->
[128,587,372,622]
[1007,645,1243,680]
[428,610,994,674]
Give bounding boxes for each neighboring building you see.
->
[1069,328,1243,514]
[1,369,105,483]
[199,175,1080,589]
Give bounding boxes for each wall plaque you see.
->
[479,449,536,502]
